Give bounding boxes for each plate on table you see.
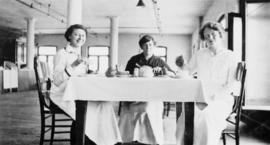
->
[116,74,131,78]
[155,75,169,78]
[84,73,102,77]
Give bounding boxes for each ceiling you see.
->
[247,3,270,18]
[0,0,214,36]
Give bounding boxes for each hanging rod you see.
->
[15,0,66,24]
[151,0,162,33]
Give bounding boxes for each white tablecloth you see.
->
[63,76,206,103]
[60,75,206,145]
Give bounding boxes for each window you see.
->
[88,46,109,73]
[154,46,167,62]
[37,46,57,75]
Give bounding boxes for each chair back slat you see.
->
[235,62,246,126]
[34,56,51,109]
[236,62,245,81]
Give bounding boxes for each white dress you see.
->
[119,101,164,145]
[176,48,238,145]
[50,44,122,145]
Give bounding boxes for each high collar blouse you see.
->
[187,48,238,102]
[52,44,82,86]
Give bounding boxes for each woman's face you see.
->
[203,27,223,51]
[69,28,86,48]
[141,40,155,58]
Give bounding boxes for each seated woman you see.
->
[50,24,122,145]
[119,35,175,145]
[176,22,238,145]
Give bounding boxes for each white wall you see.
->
[203,0,239,25]
[246,18,270,105]
[36,33,191,71]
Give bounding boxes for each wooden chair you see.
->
[222,62,246,145]
[34,56,73,145]
[163,102,175,118]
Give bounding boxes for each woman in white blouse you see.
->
[176,22,238,145]
[50,24,122,145]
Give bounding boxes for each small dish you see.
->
[116,74,131,78]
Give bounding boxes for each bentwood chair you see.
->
[34,56,73,145]
[222,62,246,145]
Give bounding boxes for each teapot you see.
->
[138,65,154,77]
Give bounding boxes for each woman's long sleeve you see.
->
[53,50,70,86]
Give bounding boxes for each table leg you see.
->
[75,100,87,145]
[176,102,182,119]
[176,102,194,145]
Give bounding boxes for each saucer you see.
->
[116,74,130,78]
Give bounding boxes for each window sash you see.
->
[88,46,109,73]
[155,46,167,62]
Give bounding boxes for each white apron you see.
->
[50,45,122,145]
[119,101,164,145]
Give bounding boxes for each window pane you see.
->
[48,56,54,76]
[154,46,166,56]
[99,56,108,73]
[233,17,242,62]
[39,56,47,62]
[89,47,109,55]
[39,46,57,55]
[88,56,98,71]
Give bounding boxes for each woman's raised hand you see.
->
[71,57,90,68]
[71,58,84,68]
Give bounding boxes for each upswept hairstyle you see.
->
[138,35,156,48]
[199,22,225,40]
[64,24,88,42]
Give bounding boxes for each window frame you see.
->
[155,45,168,62]
[37,45,57,63]
[87,45,110,73]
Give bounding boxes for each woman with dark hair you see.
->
[50,24,122,145]
[119,35,175,145]
[176,22,238,145]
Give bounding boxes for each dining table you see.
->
[62,75,206,145]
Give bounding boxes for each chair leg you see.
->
[50,114,55,145]
[222,133,226,145]
[163,102,170,118]
[118,102,122,116]
[40,117,45,145]
[70,121,76,145]
[162,102,166,118]
[236,133,239,145]
[167,102,170,116]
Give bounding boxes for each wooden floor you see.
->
[0,90,270,145]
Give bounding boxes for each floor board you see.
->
[0,90,270,145]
